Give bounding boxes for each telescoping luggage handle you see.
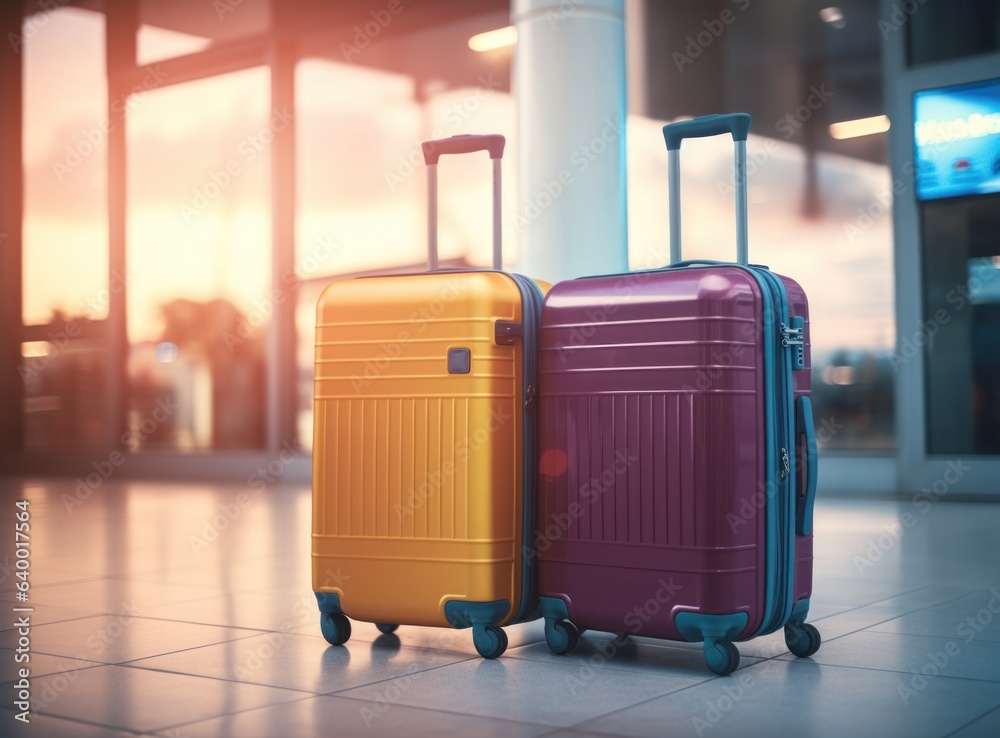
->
[663,113,752,266]
[421,134,505,271]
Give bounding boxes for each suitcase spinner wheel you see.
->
[473,625,509,659]
[784,621,821,658]
[320,612,351,646]
[375,623,399,635]
[704,640,740,676]
[544,619,580,656]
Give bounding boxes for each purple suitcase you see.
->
[534,114,819,675]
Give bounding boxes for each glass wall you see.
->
[294,57,516,449]
[627,0,895,451]
[126,67,272,451]
[9,0,904,466]
[20,6,109,449]
[922,198,1000,455]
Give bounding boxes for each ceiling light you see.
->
[469,26,517,52]
[829,114,891,140]
[819,7,846,28]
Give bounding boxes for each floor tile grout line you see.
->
[77,629,273,669]
[814,593,986,647]
[310,689,562,733]
[0,613,121,633]
[558,656,1000,734]
[943,702,1000,737]
[332,683,579,731]
[809,585,980,625]
[111,660,328,697]
[558,662,762,732]
[92,612,310,635]
[322,653,481,697]
[803,587,986,648]
[840,626,1000,646]
[150,693,320,734]
[117,647,480,696]
[766,653,1000,686]
[20,705,159,736]
[0,662,106,687]
[501,649,731,681]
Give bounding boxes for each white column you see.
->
[512,0,628,282]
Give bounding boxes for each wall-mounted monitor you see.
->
[914,78,1000,201]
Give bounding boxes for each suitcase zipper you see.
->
[509,273,544,623]
[756,269,797,636]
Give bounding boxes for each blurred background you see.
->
[1,0,998,493]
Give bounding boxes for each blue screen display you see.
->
[914,78,1000,201]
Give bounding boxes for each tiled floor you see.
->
[2,478,1000,737]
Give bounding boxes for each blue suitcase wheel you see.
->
[321,612,352,646]
[704,639,740,675]
[545,620,580,656]
[375,623,399,635]
[473,625,508,659]
[784,622,821,658]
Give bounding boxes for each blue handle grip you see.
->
[795,395,818,537]
[663,113,751,151]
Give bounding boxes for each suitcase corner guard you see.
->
[444,599,512,660]
[675,611,749,676]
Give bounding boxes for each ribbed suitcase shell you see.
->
[536,265,812,640]
[312,271,532,627]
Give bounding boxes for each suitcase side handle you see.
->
[422,134,505,271]
[795,395,818,537]
[662,113,751,267]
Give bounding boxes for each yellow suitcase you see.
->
[312,134,545,658]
